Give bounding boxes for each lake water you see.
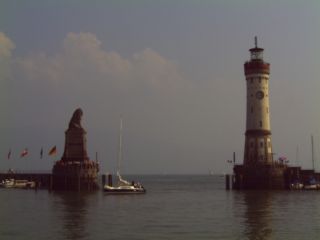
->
[1,175,320,240]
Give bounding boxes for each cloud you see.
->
[16,32,184,94]
[0,32,15,81]
[12,32,191,133]
[0,32,15,58]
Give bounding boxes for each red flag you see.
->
[20,148,28,158]
[48,146,57,156]
[7,149,11,159]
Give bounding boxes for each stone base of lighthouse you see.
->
[233,163,287,189]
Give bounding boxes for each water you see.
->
[1,175,320,240]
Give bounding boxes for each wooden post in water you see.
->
[108,174,113,187]
[77,171,81,192]
[226,174,230,190]
[49,174,53,191]
[231,152,236,190]
[64,174,67,190]
[231,174,235,189]
[102,174,106,186]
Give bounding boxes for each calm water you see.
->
[1,175,320,240]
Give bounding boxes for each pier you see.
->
[0,172,108,190]
[232,165,320,190]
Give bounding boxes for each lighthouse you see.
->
[243,37,273,166]
[233,37,287,189]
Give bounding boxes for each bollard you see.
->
[49,175,53,191]
[226,174,230,190]
[239,175,243,189]
[108,174,113,187]
[102,174,106,186]
[77,173,81,192]
[231,174,235,190]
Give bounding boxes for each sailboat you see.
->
[103,117,146,194]
[304,135,319,190]
[289,145,304,190]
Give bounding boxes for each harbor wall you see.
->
[233,164,320,190]
[0,173,106,190]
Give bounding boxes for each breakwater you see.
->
[0,172,107,190]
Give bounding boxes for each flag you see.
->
[40,147,43,159]
[48,146,57,156]
[7,149,11,160]
[20,148,28,158]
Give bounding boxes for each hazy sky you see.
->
[1,0,320,174]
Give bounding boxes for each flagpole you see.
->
[312,135,315,171]
[40,147,43,160]
[296,145,299,167]
[25,150,27,173]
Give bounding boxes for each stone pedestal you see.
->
[233,163,287,190]
[61,128,89,162]
[52,108,99,191]
[52,161,99,191]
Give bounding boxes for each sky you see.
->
[0,0,320,174]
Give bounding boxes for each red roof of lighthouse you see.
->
[244,61,270,75]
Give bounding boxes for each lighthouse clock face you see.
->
[256,91,264,100]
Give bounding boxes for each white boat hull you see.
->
[304,184,318,190]
[103,185,146,194]
[0,179,36,189]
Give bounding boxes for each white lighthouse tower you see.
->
[243,37,273,166]
[233,37,287,189]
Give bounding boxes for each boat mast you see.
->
[233,152,236,165]
[296,145,299,166]
[117,117,123,176]
[311,135,315,171]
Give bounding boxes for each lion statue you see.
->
[68,108,83,129]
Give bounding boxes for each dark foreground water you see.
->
[1,175,320,240]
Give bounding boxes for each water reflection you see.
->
[52,192,93,240]
[242,191,274,240]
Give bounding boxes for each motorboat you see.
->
[0,179,36,189]
[304,184,318,190]
[0,179,15,188]
[289,180,304,190]
[14,180,36,189]
[303,177,319,190]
